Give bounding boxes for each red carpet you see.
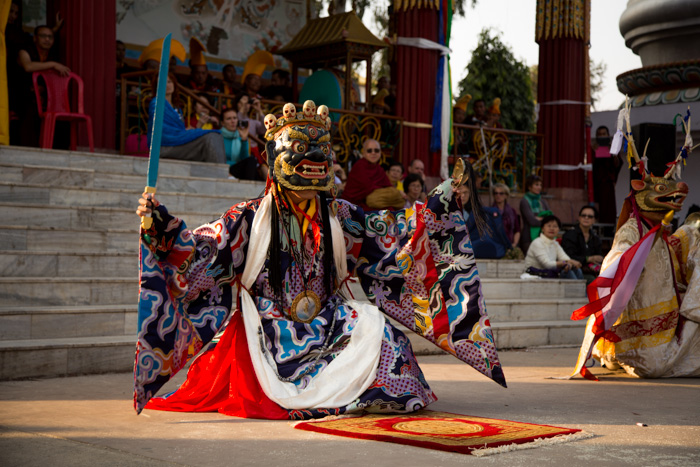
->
[294,410,584,455]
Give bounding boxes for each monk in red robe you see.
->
[342,139,405,210]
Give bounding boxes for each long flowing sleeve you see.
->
[134,200,259,413]
[338,179,506,387]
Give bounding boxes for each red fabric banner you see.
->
[536,38,586,189]
[50,0,116,150]
[393,8,439,174]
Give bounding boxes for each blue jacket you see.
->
[147,99,219,147]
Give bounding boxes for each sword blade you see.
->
[146,33,172,189]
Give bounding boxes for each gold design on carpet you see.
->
[301,411,577,447]
[392,420,484,435]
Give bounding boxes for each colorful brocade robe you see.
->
[590,218,700,377]
[134,180,506,419]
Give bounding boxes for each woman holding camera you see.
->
[234,93,265,147]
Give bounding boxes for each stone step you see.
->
[0,276,585,307]
[0,305,136,341]
[0,277,137,306]
[0,250,136,277]
[475,260,527,279]
[485,298,586,322]
[0,318,587,380]
[0,162,265,198]
[490,320,586,348]
[399,319,586,355]
[0,296,585,341]
[0,250,531,280]
[482,278,586,299]
[0,145,229,179]
[0,225,135,252]
[0,335,135,380]
[0,180,263,213]
[0,202,222,231]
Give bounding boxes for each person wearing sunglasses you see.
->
[561,205,604,281]
[491,183,521,250]
[342,139,405,210]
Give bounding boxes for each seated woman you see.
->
[221,107,260,180]
[492,183,521,250]
[403,173,424,208]
[147,73,225,164]
[458,175,510,259]
[342,139,404,210]
[561,205,604,282]
[525,215,583,279]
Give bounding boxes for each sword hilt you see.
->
[140,186,157,230]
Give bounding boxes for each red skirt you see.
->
[145,311,289,419]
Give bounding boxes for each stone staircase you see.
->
[0,146,587,380]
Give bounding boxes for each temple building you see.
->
[591,0,700,220]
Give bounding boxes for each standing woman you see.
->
[492,182,520,250]
[234,93,266,157]
[519,175,552,254]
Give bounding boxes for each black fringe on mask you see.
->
[269,199,282,303]
[319,192,335,297]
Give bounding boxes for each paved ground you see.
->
[1,347,699,466]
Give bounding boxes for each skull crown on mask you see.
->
[264,101,334,192]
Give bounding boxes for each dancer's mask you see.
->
[264,100,334,192]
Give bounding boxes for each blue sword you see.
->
[141,33,172,230]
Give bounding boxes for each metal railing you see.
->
[452,123,544,193]
[118,74,537,186]
[118,71,404,166]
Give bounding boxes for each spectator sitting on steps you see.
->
[561,205,604,283]
[525,215,583,279]
[342,139,405,211]
[147,73,225,164]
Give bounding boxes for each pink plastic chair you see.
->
[32,70,94,152]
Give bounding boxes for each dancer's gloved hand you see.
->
[136,192,160,218]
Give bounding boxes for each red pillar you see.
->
[535,1,589,189]
[392,6,439,174]
[51,0,116,151]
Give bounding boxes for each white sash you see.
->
[239,193,384,409]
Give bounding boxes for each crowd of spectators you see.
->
[5,19,605,280]
[120,38,292,181]
[338,147,605,283]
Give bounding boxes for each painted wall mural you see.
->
[116,0,305,65]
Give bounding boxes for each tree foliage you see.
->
[589,58,607,111]
[309,1,480,90]
[457,29,534,132]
